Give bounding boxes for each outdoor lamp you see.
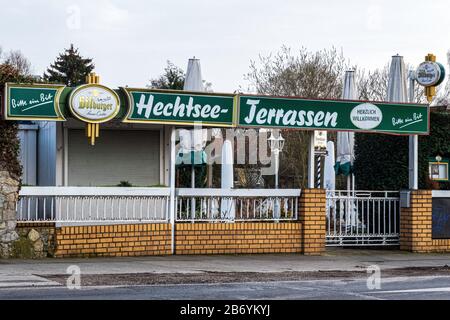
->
[268,130,285,222]
[436,155,442,163]
[268,131,285,153]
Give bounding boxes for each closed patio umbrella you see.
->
[181,58,207,219]
[387,55,407,103]
[336,70,357,227]
[324,140,335,219]
[335,70,356,177]
[221,139,235,219]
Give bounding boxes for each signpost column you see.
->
[308,131,315,188]
[408,70,418,189]
[169,126,176,254]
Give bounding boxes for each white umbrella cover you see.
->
[387,55,407,102]
[184,58,204,92]
[336,70,356,176]
[221,139,235,219]
[337,70,357,227]
[324,141,335,218]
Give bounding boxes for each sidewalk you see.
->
[1,249,450,277]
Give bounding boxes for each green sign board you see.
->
[3,83,66,121]
[3,83,430,135]
[238,95,429,134]
[122,88,236,127]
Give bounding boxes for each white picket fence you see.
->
[176,188,300,221]
[16,187,300,225]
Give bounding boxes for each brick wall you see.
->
[54,223,171,258]
[21,188,328,258]
[400,190,450,253]
[175,222,302,255]
[299,188,326,255]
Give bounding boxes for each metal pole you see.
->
[316,155,321,188]
[169,126,176,254]
[275,149,279,189]
[408,71,418,190]
[308,131,315,188]
[274,149,280,221]
[190,130,196,220]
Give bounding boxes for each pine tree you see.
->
[43,44,94,86]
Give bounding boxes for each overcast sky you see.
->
[1,0,449,93]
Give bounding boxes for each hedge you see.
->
[354,111,450,190]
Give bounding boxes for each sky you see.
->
[0,0,449,93]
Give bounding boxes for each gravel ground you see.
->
[41,265,450,286]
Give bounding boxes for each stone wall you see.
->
[0,170,20,258]
[15,223,56,258]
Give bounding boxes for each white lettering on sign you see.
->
[243,99,338,128]
[392,112,424,129]
[350,103,382,130]
[11,92,54,112]
[135,94,228,120]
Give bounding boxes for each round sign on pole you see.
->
[416,61,442,87]
[69,84,120,123]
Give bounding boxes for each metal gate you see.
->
[326,190,400,246]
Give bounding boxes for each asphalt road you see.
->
[2,275,450,300]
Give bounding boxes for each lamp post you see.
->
[268,130,285,220]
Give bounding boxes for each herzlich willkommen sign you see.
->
[238,95,429,135]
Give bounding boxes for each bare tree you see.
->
[3,50,32,76]
[357,63,430,104]
[245,46,352,188]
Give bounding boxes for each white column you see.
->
[169,126,176,254]
[408,72,418,190]
[409,135,418,189]
[308,131,315,188]
[190,129,196,220]
[274,148,280,221]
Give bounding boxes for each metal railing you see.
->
[175,188,300,221]
[17,187,301,225]
[326,190,400,246]
[16,187,170,225]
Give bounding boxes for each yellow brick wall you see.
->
[47,188,327,257]
[54,223,171,257]
[400,190,450,253]
[299,188,326,255]
[175,222,302,255]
